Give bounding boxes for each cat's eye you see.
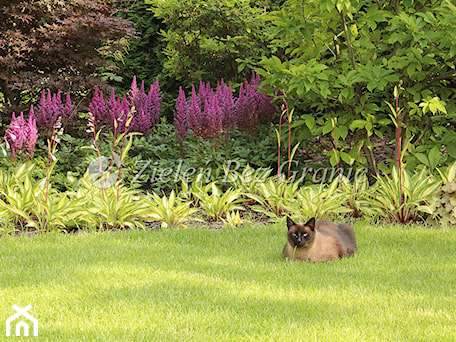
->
[303,233,309,238]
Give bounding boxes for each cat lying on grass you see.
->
[283,217,357,262]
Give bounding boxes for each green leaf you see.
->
[350,120,366,130]
[428,146,441,169]
[446,143,456,159]
[415,153,429,166]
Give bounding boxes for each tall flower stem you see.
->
[387,85,404,210]
[87,112,105,199]
[394,88,403,208]
[45,117,63,204]
[331,118,341,181]
[117,108,135,200]
[284,97,292,182]
[277,106,285,184]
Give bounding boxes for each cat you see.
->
[282,217,357,262]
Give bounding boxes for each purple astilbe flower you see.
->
[112,94,131,133]
[106,88,118,129]
[36,90,58,131]
[128,75,139,107]
[235,83,258,133]
[174,87,188,143]
[62,91,75,122]
[130,106,150,136]
[89,87,109,128]
[36,90,75,131]
[5,112,26,160]
[202,94,223,140]
[197,81,212,110]
[187,85,202,137]
[127,76,162,136]
[148,77,162,128]
[128,76,147,134]
[248,72,276,123]
[24,105,39,157]
[216,79,235,136]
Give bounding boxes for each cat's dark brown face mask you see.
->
[287,217,316,248]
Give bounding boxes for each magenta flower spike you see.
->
[174,87,188,142]
[187,85,202,136]
[205,93,223,139]
[129,75,139,107]
[89,86,108,128]
[25,105,39,156]
[63,91,75,122]
[5,112,26,159]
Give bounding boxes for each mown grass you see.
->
[0,222,455,341]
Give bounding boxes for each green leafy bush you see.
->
[258,0,456,174]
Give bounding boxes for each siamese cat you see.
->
[283,217,357,262]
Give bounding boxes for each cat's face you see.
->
[286,217,316,249]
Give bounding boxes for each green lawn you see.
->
[1,222,455,341]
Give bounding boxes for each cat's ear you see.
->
[286,217,296,230]
[305,217,316,231]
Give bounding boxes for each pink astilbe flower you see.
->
[197,81,212,110]
[62,91,75,122]
[5,112,26,159]
[112,94,131,132]
[24,105,39,157]
[248,72,276,123]
[4,109,38,161]
[128,75,139,107]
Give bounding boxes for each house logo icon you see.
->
[6,305,38,337]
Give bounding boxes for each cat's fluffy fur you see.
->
[283,217,357,262]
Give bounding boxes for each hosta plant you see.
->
[340,173,372,218]
[221,211,243,228]
[0,163,84,231]
[192,182,245,221]
[293,178,350,221]
[27,193,86,232]
[147,190,199,229]
[367,167,441,224]
[77,176,151,230]
[224,165,272,195]
[0,163,43,229]
[248,177,301,221]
